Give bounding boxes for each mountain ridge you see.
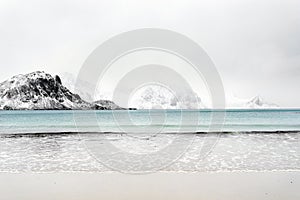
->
[0,71,280,110]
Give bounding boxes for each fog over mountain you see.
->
[60,72,98,102]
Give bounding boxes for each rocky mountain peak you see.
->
[0,71,90,110]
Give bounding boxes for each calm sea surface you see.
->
[1,109,300,134]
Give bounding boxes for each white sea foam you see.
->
[0,132,299,173]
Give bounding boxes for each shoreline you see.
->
[1,130,300,137]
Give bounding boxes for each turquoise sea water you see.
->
[0,109,299,172]
[1,109,300,134]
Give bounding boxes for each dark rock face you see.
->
[90,104,107,110]
[3,105,13,110]
[55,75,62,85]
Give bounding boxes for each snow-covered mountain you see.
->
[0,71,91,110]
[227,95,279,109]
[129,85,205,109]
[0,71,125,110]
[246,96,279,108]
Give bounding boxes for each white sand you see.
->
[0,171,299,200]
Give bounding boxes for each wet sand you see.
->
[1,171,299,200]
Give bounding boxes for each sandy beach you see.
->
[1,171,299,200]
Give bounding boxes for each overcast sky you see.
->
[0,0,299,107]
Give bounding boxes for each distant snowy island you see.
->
[0,71,279,110]
[226,95,279,109]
